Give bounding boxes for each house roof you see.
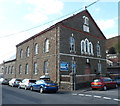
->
[16,9,106,47]
[4,59,16,64]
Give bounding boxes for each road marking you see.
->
[93,95,101,98]
[113,99,120,102]
[85,94,92,97]
[72,93,77,96]
[103,97,112,100]
[78,94,84,96]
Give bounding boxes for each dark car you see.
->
[30,80,58,93]
[91,77,118,90]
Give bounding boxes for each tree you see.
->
[115,42,120,53]
[108,47,116,54]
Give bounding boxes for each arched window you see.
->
[81,40,85,54]
[25,63,29,74]
[34,43,39,55]
[97,41,101,56]
[26,46,30,57]
[83,16,89,32]
[70,35,75,53]
[34,62,37,74]
[19,64,22,74]
[89,42,94,55]
[85,39,89,54]
[8,66,11,74]
[20,49,23,59]
[44,39,49,53]
[11,66,14,74]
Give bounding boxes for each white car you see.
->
[9,78,22,87]
[0,78,4,84]
[18,79,36,90]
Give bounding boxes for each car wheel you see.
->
[12,84,14,87]
[30,87,33,91]
[103,86,107,91]
[25,86,27,90]
[39,87,44,93]
[18,86,21,89]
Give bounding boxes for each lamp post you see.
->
[71,57,76,91]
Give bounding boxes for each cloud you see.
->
[60,0,119,2]
[96,19,115,31]
[24,0,64,24]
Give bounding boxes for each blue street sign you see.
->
[60,62,69,71]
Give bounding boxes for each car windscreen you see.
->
[16,79,22,81]
[93,79,101,82]
[44,80,54,83]
[29,80,36,83]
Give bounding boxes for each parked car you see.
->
[18,79,36,90]
[9,78,22,87]
[114,77,120,85]
[91,77,118,90]
[30,80,58,93]
[2,78,12,85]
[0,78,4,84]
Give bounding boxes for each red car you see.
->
[91,77,118,90]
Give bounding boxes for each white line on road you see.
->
[72,93,77,96]
[93,95,101,98]
[103,97,112,100]
[78,94,85,96]
[85,94,92,97]
[113,99,120,102]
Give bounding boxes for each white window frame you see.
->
[89,42,94,55]
[70,35,75,53]
[81,40,85,54]
[34,43,39,55]
[20,49,23,59]
[97,41,101,57]
[19,65,22,74]
[83,16,89,32]
[44,39,49,53]
[34,62,37,74]
[85,38,89,54]
[44,60,48,74]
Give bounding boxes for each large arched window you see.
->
[89,42,94,55]
[34,43,39,55]
[85,39,89,54]
[69,34,75,53]
[44,39,49,53]
[81,40,85,54]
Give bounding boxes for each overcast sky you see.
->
[0,0,119,63]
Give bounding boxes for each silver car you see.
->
[9,78,22,87]
[18,79,36,90]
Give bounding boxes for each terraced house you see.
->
[2,9,107,90]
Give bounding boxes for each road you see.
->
[2,85,120,104]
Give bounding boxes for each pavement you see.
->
[58,87,92,94]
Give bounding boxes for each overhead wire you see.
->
[0,0,99,38]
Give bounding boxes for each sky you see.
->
[0,0,119,63]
